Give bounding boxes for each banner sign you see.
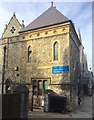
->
[52,66,69,74]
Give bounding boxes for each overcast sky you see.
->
[0,1,92,71]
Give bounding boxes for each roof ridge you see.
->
[25,6,53,28]
[20,6,69,33]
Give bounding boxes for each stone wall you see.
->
[69,24,81,108]
[0,22,81,109]
[25,34,69,95]
[5,38,21,83]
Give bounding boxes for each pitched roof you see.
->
[20,6,69,33]
[2,12,22,38]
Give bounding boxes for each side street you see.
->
[28,95,93,119]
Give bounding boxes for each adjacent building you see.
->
[0,4,81,110]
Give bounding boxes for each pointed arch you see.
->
[28,46,32,63]
[5,78,12,93]
[53,42,58,61]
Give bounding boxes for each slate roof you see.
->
[20,6,69,33]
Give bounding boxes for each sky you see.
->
[0,1,92,71]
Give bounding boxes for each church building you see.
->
[0,3,81,110]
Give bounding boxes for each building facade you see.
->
[0,5,81,110]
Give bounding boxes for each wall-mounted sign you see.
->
[52,66,69,74]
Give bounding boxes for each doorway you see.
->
[31,79,49,109]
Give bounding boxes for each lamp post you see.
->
[2,46,6,94]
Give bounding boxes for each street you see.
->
[28,95,93,119]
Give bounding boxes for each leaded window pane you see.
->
[43,80,48,92]
[54,42,58,61]
[28,46,32,63]
[38,81,42,95]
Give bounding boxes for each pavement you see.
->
[28,95,93,119]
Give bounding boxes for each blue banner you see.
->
[52,66,69,74]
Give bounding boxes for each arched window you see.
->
[28,46,32,63]
[53,42,58,61]
[5,78,12,93]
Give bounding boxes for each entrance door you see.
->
[32,79,48,109]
